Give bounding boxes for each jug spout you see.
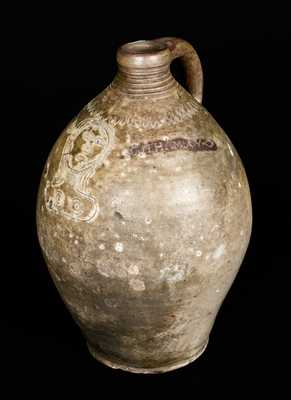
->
[116,37,203,102]
[117,39,172,69]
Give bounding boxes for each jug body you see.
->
[36,38,252,373]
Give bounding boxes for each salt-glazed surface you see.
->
[37,38,252,373]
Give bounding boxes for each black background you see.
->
[1,3,289,396]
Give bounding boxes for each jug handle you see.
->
[154,37,203,103]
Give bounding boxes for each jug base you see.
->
[87,338,208,374]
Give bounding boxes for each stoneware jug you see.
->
[36,37,252,373]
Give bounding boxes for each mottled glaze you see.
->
[36,38,252,373]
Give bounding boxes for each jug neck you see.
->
[113,40,177,98]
